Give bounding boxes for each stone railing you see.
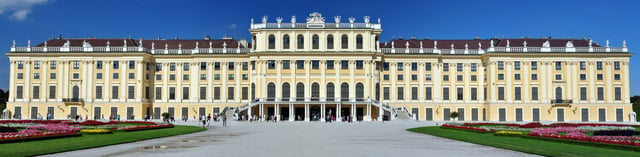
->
[381,46,628,54]
[10,46,251,54]
[251,22,381,29]
[380,48,484,54]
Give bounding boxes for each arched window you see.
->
[356,34,363,49]
[296,83,305,101]
[341,34,348,49]
[268,34,276,49]
[267,83,276,101]
[374,36,379,50]
[555,87,562,103]
[297,34,304,49]
[282,83,290,101]
[327,83,335,101]
[252,35,257,50]
[327,34,334,49]
[341,83,349,101]
[251,83,255,100]
[311,83,320,101]
[283,34,290,49]
[356,83,364,101]
[72,86,80,101]
[312,34,319,49]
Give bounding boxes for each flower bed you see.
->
[117,124,174,132]
[441,124,494,133]
[26,123,82,132]
[494,131,525,137]
[117,121,157,125]
[0,131,80,144]
[80,120,118,126]
[80,129,113,134]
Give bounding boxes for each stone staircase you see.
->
[395,110,412,120]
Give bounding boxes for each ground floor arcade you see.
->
[238,103,386,122]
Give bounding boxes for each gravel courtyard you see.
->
[41,120,537,157]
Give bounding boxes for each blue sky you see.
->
[0,0,639,96]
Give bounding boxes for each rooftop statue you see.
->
[306,12,325,23]
[542,40,550,48]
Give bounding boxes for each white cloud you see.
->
[229,24,236,29]
[0,0,48,21]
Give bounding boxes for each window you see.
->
[213,74,220,80]
[471,75,477,81]
[128,86,135,99]
[169,63,175,71]
[498,87,505,100]
[326,35,334,49]
[297,34,304,49]
[614,87,622,101]
[96,73,102,79]
[514,87,521,100]
[112,86,119,99]
[297,60,305,69]
[228,74,234,80]
[129,73,135,79]
[531,74,538,80]
[514,61,520,70]
[471,87,477,100]
[267,60,276,69]
[72,73,79,79]
[383,62,389,71]
[312,60,320,69]
[411,63,418,71]
[597,87,604,100]
[514,74,521,80]
[128,61,135,69]
[443,87,449,100]
[169,74,176,80]
[555,87,563,101]
[113,61,119,69]
[314,83,322,100]
[425,87,432,100]
[312,34,319,49]
[268,34,276,49]
[443,75,449,81]
[214,87,220,100]
[297,83,305,101]
[356,34,363,49]
[498,74,504,80]
[397,87,404,100]
[597,62,603,70]
[50,61,56,69]
[17,73,23,79]
[73,61,80,69]
[32,61,41,69]
[456,75,463,81]
[228,62,235,70]
[17,61,24,69]
[396,62,404,71]
[397,75,403,80]
[577,74,586,80]
[196,62,205,71]
[555,74,562,80]
[580,61,586,70]
[383,87,390,100]
[16,86,23,99]
[443,63,449,71]
[341,60,349,69]
[425,74,432,80]
[50,73,56,79]
[531,61,537,70]
[457,63,463,71]
[471,63,477,71]
[32,86,39,99]
[155,87,161,100]
[411,87,418,100]
[531,87,538,100]
[383,74,389,80]
[326,83,333,101]
[580,87,587,100]
[411,74,418,81]
[182,87,189,100]
[497,61,504,70]
[326,60,334,69]
[214,62,220,70]
[282,60,290,69]
[183,74,189,80]
[555,61,562,70]
[242,62,248,70]
[614,74,621,80]
[283,34,290,49]
[242,87,248,100]
[201,74,207,80]
[597,74,603,80]
[33,73,40,79]
[341,34,348,49]
[199,87,206,100]
[614,61,620,70]
[49,86,56,99]
[356,60,363,69]
[242,74,248,80]
[457,87,463,100]
[169,87,176,100]
[155,63,162,71]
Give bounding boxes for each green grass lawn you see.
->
[0,125,206,157]
[408,126,640,157]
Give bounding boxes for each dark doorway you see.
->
[280,107,289,120]
[295,107,305,121]
[341,107,351,121]
[310,106,320,121]
[267,107,274,117]
[356,107,364,121]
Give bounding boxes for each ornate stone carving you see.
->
[306,12,325,23]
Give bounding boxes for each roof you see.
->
[34,38,250,49]
[380,38,601,48]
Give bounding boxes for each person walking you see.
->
[207,114,212,127]
[222,115,227,127]
[117,114,121,121]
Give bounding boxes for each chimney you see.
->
[204,35,211,40]
[239,39,248,48]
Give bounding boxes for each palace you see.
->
[4,12,633,122]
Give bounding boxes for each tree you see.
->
[0,89,6,112]
[161,112,171,123]
[450,111,459,121]
[632,95,640,121]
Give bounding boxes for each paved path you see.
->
[42,120,538,157]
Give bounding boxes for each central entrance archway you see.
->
[310,106,320,121]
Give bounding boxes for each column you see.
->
[337,104,341,122]
[378,104,383,121]
[8,61,14,101]
[304,103,309,121]
[275,104,279,121]
[366,104,371,121]
[259,104,264,121]
[351,104,356,121]
[207,62,213,101]
[136,61,144,101]
[321,104,325,122]
[289,104,294,121]
[248,106,252,120]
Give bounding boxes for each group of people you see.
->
[200,114,226,128]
